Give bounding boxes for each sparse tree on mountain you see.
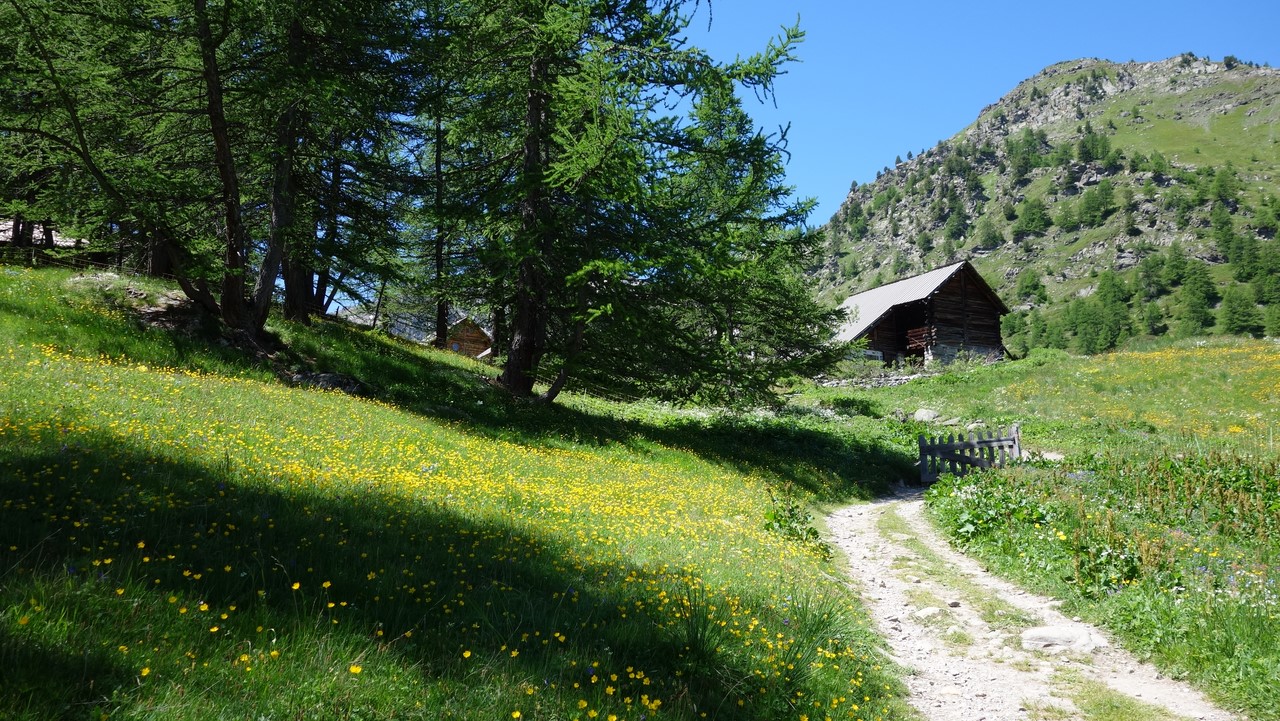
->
[1175,259,1217,337]
[1253,241,1280,305]
[1141,301,1167,336]
[1220,285,1263,336]
[1015,269,1049,304]
[1079,180,1115,227]
[1011,198,1051,237]
[1076,122,1111,164]
[1265,306,1280,337]
[1136,255,1168,300]
[974,216,1002,249]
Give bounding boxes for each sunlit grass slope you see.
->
[803,340,1280,719]
[0,267,915,721]
[804,342,1280,457]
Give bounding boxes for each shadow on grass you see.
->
[0,625,122,721]
[0,434,827,719]
[279,319,918,501]
[0,261,915,503]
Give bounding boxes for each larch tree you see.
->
[454,0,835,401]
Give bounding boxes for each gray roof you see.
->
[834,261,971,342]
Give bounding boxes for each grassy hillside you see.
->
[0,266,917,721]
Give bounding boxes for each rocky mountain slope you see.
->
[815,53,1280,353]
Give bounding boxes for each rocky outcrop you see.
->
[815,54,1280,315]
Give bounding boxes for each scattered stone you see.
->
[940,417,962,426]
[913,606,943,620]
[1020,626,1109,654]
[947,600,961,608]
[913,408,941,422]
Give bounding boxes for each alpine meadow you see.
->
[3,2,1280,721]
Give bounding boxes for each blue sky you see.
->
[684,0,1280,227]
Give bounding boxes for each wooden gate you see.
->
[918,424,1021,484]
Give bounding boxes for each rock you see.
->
[1020,626,1109,654]
[947,600,961,608]
[940,417,961,426]
[914,408,941,422]
[913,606,943,620]
[290,372,366,396]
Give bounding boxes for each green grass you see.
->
[0,266,916,720]
[800,338,1280,719]
[1049,670,1187,721]
[1106,81,1280,185]
[802,338,1280,456]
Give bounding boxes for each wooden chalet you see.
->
[835,261,1008,363]
[380,308,494,359]
[440,317,493,359]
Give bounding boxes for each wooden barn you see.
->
[835,261,1008,363]
[439,317,493,359]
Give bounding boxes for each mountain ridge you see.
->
[814,53,1280,353]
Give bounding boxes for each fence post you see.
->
[918,433,929,485]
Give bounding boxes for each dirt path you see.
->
[826,487,1243,721]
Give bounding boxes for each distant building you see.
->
[339,306,493,360]
[436,317,492,359]
[835,261,1008,363]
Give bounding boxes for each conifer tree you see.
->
[1175,259,1217,336]
[1219,284,1263,336]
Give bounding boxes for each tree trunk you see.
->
[290,140,342,320]
[539,285,587,404]
[313,264,332,314]
[433,114,449,348]
[193,0,251,334]
[281,253,313,324]
[500,56,549,396]
[147,230,173,277]
[12,215,31,248]
[503,256,546,395]
[370,277,387,330]
[252,17,306,330]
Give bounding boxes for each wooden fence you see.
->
[918,424,1021,484]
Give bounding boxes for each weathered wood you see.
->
[918,424,1021,484]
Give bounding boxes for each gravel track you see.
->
[825,488,1242,721]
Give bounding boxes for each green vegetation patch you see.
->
[926,452,1280,719]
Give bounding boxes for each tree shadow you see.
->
[0,434,832,719]
[267,320,917,501]
[0,626,124,720]
[4,261,914,506]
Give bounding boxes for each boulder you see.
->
[1020,626,1109,654]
